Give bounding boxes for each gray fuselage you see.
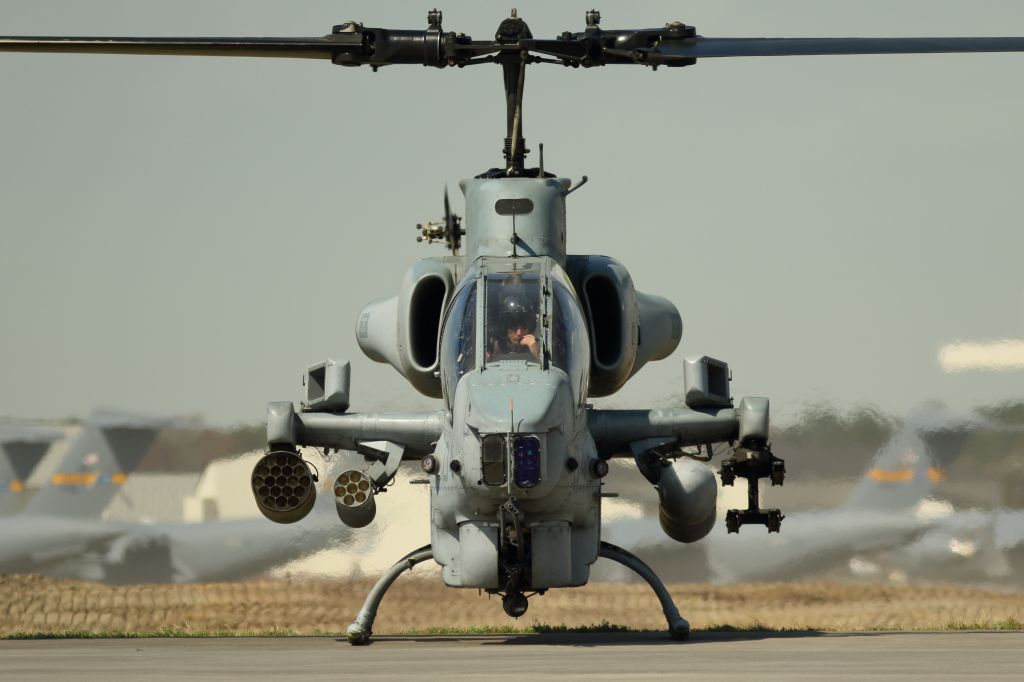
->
[430,177,602,591]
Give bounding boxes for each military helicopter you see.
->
[4,9,1024,645]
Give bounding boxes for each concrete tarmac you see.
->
[1,631,1021,681]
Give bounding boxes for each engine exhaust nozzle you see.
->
[251,449,317,524]
[334,469,376,528]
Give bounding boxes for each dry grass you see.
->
[2,571,1022,637]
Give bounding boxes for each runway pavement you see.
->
[1,631,1021,681]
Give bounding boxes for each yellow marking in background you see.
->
[50,472,127,486]
[928,467,946,483]
[868,468,914,483]
[51,472,98,485]
[10,480,24,492]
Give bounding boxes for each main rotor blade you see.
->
[0,36,355,60]
[5,32,1024,67]
[659,37,1024,59]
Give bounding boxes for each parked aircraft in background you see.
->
[0,409,349,584]
[19,410,169,518]
[0,425,63,516]
[50,492,348,584]
[852,506,1024,587]
[0,409,169,573]
[846,407,1024,586]
[0,410,167,574]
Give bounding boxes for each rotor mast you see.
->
[496,10,531,176]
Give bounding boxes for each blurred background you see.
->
[0,0,1022,631]
[2,401,1022,589]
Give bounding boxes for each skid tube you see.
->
[599,541,690,640]
[347,544,433,645]
[346,541,689,644]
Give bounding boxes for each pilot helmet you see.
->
[501,293,534,329]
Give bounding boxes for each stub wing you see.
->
[588,400,770,458]
[590,398,787,534]
[267,401,443,459]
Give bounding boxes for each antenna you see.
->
[565,175,589,196]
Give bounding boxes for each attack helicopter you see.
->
[4,8,1024,645]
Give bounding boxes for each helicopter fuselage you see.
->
[260,173,769,599]
[432,251,601,590]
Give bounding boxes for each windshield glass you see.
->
[485,272,542,365]
[551,278,590,403]
[440,281,477,401]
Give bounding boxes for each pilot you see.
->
[489,293,540,361]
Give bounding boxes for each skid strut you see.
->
[347,541,689,643]
[346,544,433,645]
[599,541,690,640]
[719,445,786,533]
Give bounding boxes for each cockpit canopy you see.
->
[439,259,589,405]
[485,271,542,364]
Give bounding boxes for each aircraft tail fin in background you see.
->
[842,406,974,511]
[23,409,172,519]
[0,426,64,515]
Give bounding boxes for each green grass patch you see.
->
[389,621,635,636]
[940,617,1022,631]
[696,623,816,633]
[390,625,538,636]
[534,620,634,634]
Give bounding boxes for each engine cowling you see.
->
[356,257,459,397]
[656,458,717,543]
[565,255,683,397]
[633,291,684,376]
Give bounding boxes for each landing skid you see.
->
[346,541,689,645]
[599,541,690,640]
[346,544,433,645]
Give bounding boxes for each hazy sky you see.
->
[1,1,1022,426]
